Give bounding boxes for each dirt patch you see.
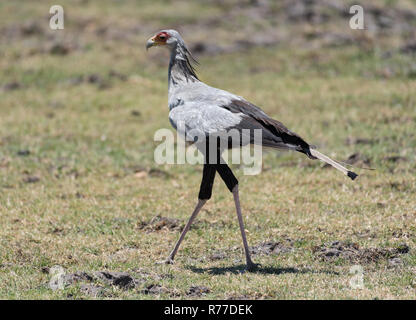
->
[187,285,210,297]
[387,182,411,192]
[313,241,410,264]
[305,31,354,47]
[400,42,416,55]
[53,268,179,296]
[186,0,416,54]
[60,273,109,297]
[86,74,111,89]
[130,110,141,117]
[21,21,44,36]
[1,20,44,39]
[61,73,112,89]
[226,292,268,300]
[341,153,372,167]
[41,267,50,274]
[17,150,31,157]
[141,284,170,295]
[209,251,227,261]
[353,229,377,239]
[93,271,138,290]
[108,70,128,81]
[64,272,94,285]
[48,43,71,56]
[383,155,408,163]
[126,165,171,179]
[2,0,416,62]
[391,229,413,239]
[190,42,224,55]
[23,175,40,184]
[138,215,183,232]
[80,284,106,298]
[2,81,22,91]
[227,294,252,300]
[345,137,378,146]
[45,269,143,291]
[189,218,234,232]
[44,269,153,296]
[388,257,403,267]
[148,168,171,178]
[249,239,294,256]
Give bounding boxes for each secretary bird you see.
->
[146,30,357,271]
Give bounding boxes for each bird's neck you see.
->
[168,44,199,90]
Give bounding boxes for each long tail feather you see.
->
[309,149,358,181]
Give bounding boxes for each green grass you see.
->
[0,0,415,299]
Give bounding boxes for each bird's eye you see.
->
[159,35,166,40]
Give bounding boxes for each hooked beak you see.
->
[146,36,157,50]
[146,36,163,50]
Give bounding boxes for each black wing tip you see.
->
[347,171,358,181]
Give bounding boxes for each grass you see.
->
[0,0,415,299]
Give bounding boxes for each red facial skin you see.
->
[154,32,170,44]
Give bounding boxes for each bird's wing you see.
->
[169,83,312,154]
[169,82,244,137]
[220,98,313,155]
[168,84,357,179]
[169,101,243,138]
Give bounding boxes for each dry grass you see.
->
[0,0,415,299]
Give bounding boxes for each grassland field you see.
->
[0,0,415,299]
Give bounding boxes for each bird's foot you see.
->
[156,257,175,265]
[246,261,260,272]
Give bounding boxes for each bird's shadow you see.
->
[186,264,339,276]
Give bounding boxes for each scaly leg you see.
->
[216,162,257,272]
[232,184,256,271]
[164,199,206,263]
[161,164,216,264]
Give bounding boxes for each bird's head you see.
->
[146,29,199,80]
[146,29,185,51]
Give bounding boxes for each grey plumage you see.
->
[147,28,359,174]
[162,30,357,180]
[146,29,358,272]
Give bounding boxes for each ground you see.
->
[0,0,415,299]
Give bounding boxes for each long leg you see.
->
[163,164,216,263]
[216,163,257,271]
